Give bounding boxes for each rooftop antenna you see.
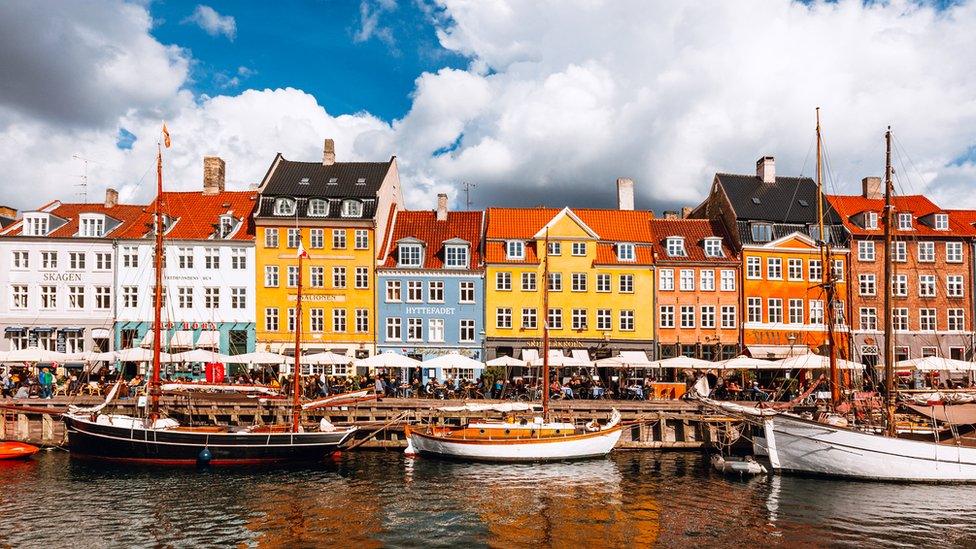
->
[72,154,97,203]
[461,181,477,210]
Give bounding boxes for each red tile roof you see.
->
[593,243,654,266]
[380,210,484,269]
[485,208,655,242]
[827,194,976,237]
[649,219,739,263]
[0,201,147,238]
[484,241,542,264]
[118,190,258,241]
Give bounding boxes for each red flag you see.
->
[297,240,309,259]
[162,122,171,148]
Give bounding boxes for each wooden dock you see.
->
[0,396,738,450]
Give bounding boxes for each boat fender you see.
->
[198,448,212,464]
[585,420,600,432]
[404,438,417,457]
[319,418,336,433]
[824,415,848,428]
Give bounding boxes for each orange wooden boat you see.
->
[0,441,40,460]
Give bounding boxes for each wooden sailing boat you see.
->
[404,230,622,462]
[63,128,358,465]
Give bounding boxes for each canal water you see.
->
[1,450,975,548]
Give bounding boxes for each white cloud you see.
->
[354,0,397,49]
[183,5,236,40]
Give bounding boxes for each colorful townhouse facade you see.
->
[253,139,402,359]
[650,217,741,361]
[483,180,656,362]
[113,158,258,362]
[829,180,976,366]
[692,156,851,359]
[376,195,485,381]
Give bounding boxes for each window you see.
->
[619,274,634,293]
[666,237,686,256]
[264,228,279,248]
[341,200,363,217]
[808,259,822,281]
[287,266,299,288]
[354,230,369,250]
[202,247,219,269]
[934,213,949,230]
[496,308,512,329]
[177,247,193,269]
[178,287,193,308]
[548,272,562,292]
[445,245,468,268]
[11,251,28,269]
[746,257,761,279]
[747,297,761,323]
[891,241,907,262]
[355,309,369,333]
[893,308,909,331]
[333,309,347,333]
[398,244,422,267]
[118,286,135,309]
[701,306,716,328]
[699,270,715,291]
[766,257,782,280]
[231,248,246,269]
[204,287,220,309]
[41,251,57,269]
[919,275,936,297]
[860,308,877,330]
[308,199,329,217]
[680,306,695,328]
[920,309,937,331]
[704,238,723,257]
[521,272,536,291]
[659,306,675,328]
[788,299,804,324]
[721,306,736,329]
[947,275,964,297]
[273,197,296,216]
[834,299,846,327]
[24,215,49,236]
[916,241,935,263]
[720,270,736,291]
[264,265,279,287]
[459,320,475,342]
[858,241,875,261]
[571,273,587,292]
[69,286,85,309]
[948,309,966,331]
[597,309,612,330]
[333,229,347,249]
[355,267,369,289]
[787,259,803,281]
[832,260,844,281]
[921,347,939,358]
[859,274,876,296]
[617,243,635,261]
[506,241,524,260]
[69,252,86,270]
[865,212,879,230]
[64,332,83,354]
[521,308,537,329]
[428,318,444,342]
[897,212,912,230]
[386,318,402,340]
[496,272,512,291]
[310,266,324,288]
[810,300,824,324]
[459,281,475,303]
[572,242,587,256]
[333,267,347,289]
[308,229,324,249]
[751,223,773,242]
[572,309,587,330]
[428,281,444,302]
[547,241,561,256]
[596,273,611,292]
[40,286,56,308]
[767,298,783,324]
[892,274,908,297]
[10,285,27,309]
[679,269,695,291]
[547,308,563,330]
[947,242,963,263]
[310,309,324,332]
[619,310,635,331]
[406,280,423,302]
[284,228,301,250]
[287,308,296,332]
[231,288,245,309]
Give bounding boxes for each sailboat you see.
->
[708,117,976,481]
[404,230,623,462]
[63,128,358,465]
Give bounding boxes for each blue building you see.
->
[376,197,484,383]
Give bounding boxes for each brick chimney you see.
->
[0,205,16,219]
[862,176,883,200]
[203,156,226,195]
[663,211,678,219]
[436,193,448,221]
[757,156,775,183]
[104,188,118,209]
[323,138,336,166]
[681,206,692,219]
[616,177,634,210]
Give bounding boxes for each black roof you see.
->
[262,157,392,199]
[0,216,15,229]
[736,221,847,247]
[256,196,378,220]
[717,173,842,224]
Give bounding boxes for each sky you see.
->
[1,0,976,214]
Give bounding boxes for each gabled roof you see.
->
[532,207,600,239]
[117,190,257,241]
[485,208,654,242]
[828,194,976,237]
[649,219,738,263]
[380,210,484,270]
[0,201,146,238]
[716,173,842,224]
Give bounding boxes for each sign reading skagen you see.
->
[405,306,456,315]
[288,294,346,302]
[42,272,83,282]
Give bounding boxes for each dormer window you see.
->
[299,177,310,185]
[865,212,878,230]
[327,177,338,185]
[273,197,296,216]
[703,238,723,257]
[506,241,525,260]
[445,244,469,269]
[356,178,366,185]
[750,222,773,242]
[665,237,685,257]
[24,214,50,236]
[897,212,912,230]
[808,225,831,244]
[79,214,105,237]
[341,199,363,218]
[617,243,636,262]
[218,215,236,238]
[935,213,949,230]
[398,244,423,267]
[308,199,329,217]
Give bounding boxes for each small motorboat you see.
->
[0,441,40,460]
[710,453,767,476]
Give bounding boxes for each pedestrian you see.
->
[39,367,54,399]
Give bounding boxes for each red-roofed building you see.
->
[829,178,976,367]
[650,217,741,361]
[0,189,146,355]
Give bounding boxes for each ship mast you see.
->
[541,230,551,422]
[816,108,841,408]
[883,127,896,437]
[149,145,164,422]
[292,248,305,432]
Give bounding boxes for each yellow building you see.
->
[483,203,655,362]
[253,139,401,365]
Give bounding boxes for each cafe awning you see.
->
[195,330,220,349]
[746,345,808,360]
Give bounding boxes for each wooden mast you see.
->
[883,127,896,437]
[149,145,164,421]
[817,108,841,407]
[292,247,304,432]
[542,229,550,422]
